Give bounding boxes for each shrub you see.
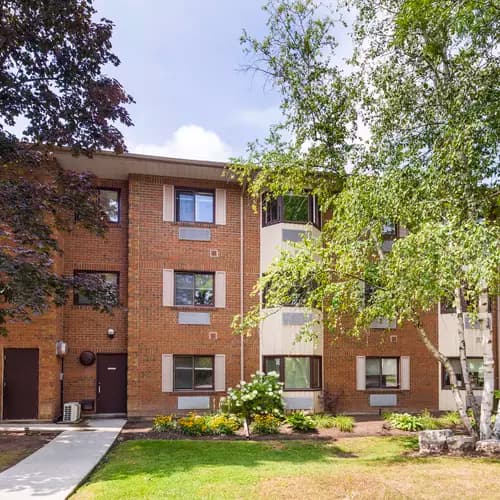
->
[286,411,317,432]
[436,411,462,429]
[177,413,210,436]
[311,413,336,428]
[152,414,177,432]
[251,414,281,434]
[207,414,241,435]
[384,411,440,432]
[330,415,354,432]
[222,371,284,421]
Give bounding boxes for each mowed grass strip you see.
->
[72,437,500,500]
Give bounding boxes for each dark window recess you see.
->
[174,355,214,390]
[263,356,321,390]
[364,282,377,307]
[382,222,397,239]
[176,189,214,223]
[442,358,484,389]
[262,194,321,228]
[175,272,214,306]
[365,357,399,388]
[73,271,119,306]
[99,188,120,223]
[262,278,315,308]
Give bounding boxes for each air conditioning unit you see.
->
[63,402,81,423]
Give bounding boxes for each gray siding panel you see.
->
[178,312,211,325]
[178,227,211,241]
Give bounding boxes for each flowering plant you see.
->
[251,414,281,434]
[177,413,209,436]
[221,371,284,423]
[152,414,177,432]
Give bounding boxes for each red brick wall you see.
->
[127,174,260,416]
[324,312,439,413]
[62,178,128,412]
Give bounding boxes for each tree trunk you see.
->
[243,417,250,438]
[414,317,477,438]
[455,287,480,423]
[478,284,494,440]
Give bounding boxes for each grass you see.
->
[72,436,500,499]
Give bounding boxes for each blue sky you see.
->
[93,0,283,161]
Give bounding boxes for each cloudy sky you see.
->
[92,0,284,162]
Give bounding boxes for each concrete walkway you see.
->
[0,419,125,499]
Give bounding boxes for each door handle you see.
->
[98,383,101,394]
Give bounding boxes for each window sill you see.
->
[283,388,322,392]
[363,388,402,392]
[174,222,215,228]
[172,305,216,310]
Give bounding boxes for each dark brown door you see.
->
[96,353,127,414]
[3,348,39,419]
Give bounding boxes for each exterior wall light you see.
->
[107,328,115,339]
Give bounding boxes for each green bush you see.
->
[384,411,442,432]
[311,414,354,432]
[207,414,241,435]
[152,414,177,432]
[286,411,317,432]
[330,415,355,432]
[251,414,281,434]
[221,371,285,421]
[436,411,462,428]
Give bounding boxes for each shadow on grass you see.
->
[85,439,359,486]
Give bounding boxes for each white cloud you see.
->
[131,125,233,162]
[236,105,282,130]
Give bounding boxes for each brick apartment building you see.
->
[0,150,498,420]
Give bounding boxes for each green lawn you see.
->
[73,437,500,499]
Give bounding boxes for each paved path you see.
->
[0,419,125,499]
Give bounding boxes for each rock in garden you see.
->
[446,435,475,453]
[475,439,500,455]
[418,429,453,454]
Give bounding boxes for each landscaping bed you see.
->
[0,431,59,472]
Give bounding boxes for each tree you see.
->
[230,0,499,439]
[0,0,134,333]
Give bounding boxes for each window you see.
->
[442,358,484,389]
[99,189,120,223]
[263,356,321,390]
[73,271,119,305]
[174,355,214,390]
[364,282,377,307]
[262,194,321,228]
[366,357,399,388]
[382,222,397,239]
[175,189,214,223]
[174,272,214,306]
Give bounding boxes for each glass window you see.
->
[176,189,214,223]
[99,189,120,223]
[174,355,214,390]
[74,271,119,305]
[442,358,484,389]
[283,195,309,223]
[382,222,396,238]
[262,197,280,226]
[366,357,399,388]
[175,272,214,306]
[263,356,321,390]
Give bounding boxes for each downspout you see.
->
[240,190,245,382]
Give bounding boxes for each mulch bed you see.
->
[118,417,412,442]
[0,431,59,472]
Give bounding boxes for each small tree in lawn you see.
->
[231,0,499,440]
[0,0,134,333]
[222,371,284,436]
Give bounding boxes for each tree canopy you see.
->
[231,0,499,438]
[0,0,133,333]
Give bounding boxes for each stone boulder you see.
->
[475,439,500,456]
[419,429,453,454]
[446,435,476,453]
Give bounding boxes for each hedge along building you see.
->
[0,150,498,420]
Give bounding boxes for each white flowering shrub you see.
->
[220,371,284,422]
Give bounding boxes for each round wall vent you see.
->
[79,351,96,366]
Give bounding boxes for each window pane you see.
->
[175,356,193,369]
[381,358,398,387]
[195,193,214,223]
[177,192,195,222]
[382,222,396,237]
[366,358,381,388]
[264,198,279,225]
[174,356,193,390]
[468,358,484,388]
[194,274,214,305]
[265,357,281,377]
[283,195,308,223]
[99,189,119,222]
[175,273,194,305]
[194,356,213,369]
[284,357,310,389]
[194,369,213,389]
[311,358,321,388]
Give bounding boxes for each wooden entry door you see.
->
[96,354,127,414]
[3,348,39,419]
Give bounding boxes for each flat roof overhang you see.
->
[54,149,237,183]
